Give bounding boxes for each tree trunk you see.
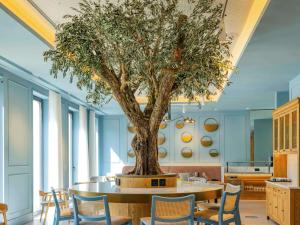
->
[129,130,162,175]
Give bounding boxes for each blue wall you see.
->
[289,74,300,100]
[254,119,273,161]
[99,111,250,175]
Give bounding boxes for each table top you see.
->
[69,181,223,203]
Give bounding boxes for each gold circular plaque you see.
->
[181,132,193,143]
[181,147,193,158]
[203,118,219,132]
[209,149,219,157]
[127,123,136,133]
[200,136,213,147]
[175,120,185,129]
[158,147,167,158]
[159,121,167,129]
[157,132,166,145]
[127,149,135,158]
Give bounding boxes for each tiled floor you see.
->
[27,200,277,225]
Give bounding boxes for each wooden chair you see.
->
[197,183,240,211]
[0,203,8,225]
[39,190,66,225]
[195,187,241,225]
[52,188,73,225]
[73,194,132,225]
[140,195,195,225]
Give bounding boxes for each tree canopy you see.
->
[44,0,232,132]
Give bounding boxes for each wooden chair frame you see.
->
[196,191,241,225]
[142,194,195,225]
[0,203,8,225]
[52,188,73,225]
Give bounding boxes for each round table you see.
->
[70,181,223,225]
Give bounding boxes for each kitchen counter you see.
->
[266,180,300,189]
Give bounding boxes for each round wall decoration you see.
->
[158,147,168,159]
[157,132,166,145]
[209,149,219,157]
[181,147,193,158]
[127,149,135,158]
[127,123,136,133]
[200,136,213,147]
[203,118,219,132]
[159,121,167,129]
[175,120,185,129]
[181,132,193,143]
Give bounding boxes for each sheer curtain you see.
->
[88,111,98,177]
[77,106,89,182]
[47,90,63,189]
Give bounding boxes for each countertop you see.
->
[266,180,300,189]
[225,173,272,176]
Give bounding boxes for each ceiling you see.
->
[0,0,300,114]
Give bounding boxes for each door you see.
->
[0,77,3,202]
[4,80,33,222]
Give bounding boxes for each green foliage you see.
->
[44,0,232,105]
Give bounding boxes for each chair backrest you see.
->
[0,203,8,225]
[72,195,111,225]
[225,183,241,193]
[151,195,195,225]
[219,187,241,220]
[51,188,61,216]
[90,176,107,182]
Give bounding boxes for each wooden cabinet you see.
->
[273,98,300,154]
[273,98,300,181]
[266,182,300,225]
[224,173,271,200]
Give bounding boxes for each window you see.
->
[95,116,99,175]
[68,111,74,187]
[33,98,43,212]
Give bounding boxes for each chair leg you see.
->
[43,206,49,225]
[235,210,242,225]
[40,206,45,222]
[3,213,7,225]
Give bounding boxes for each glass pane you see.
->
[285,114,289,149]
[292,111,297,149]
[279,117,284,150]
[33,99,42,212]
[274,119,278,150]
[68,112,73,187]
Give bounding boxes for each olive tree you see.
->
[44,0,232,175]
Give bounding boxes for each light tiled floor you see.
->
[27,200,277,225]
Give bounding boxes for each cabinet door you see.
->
[282,190,289,225]
[279,116,284,151]
[266,186,273,216]
[291,109,298,152]
[284,114,290,151]
[272,189,278,220]
[274,118,279,152]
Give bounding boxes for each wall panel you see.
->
[4,78,33,223]
[100,111,250,175]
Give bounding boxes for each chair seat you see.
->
[79,216,131,225]
[60,208,73,217]
[194,209,234,222]
[197,202,220,211]
[41,199,64,206]
[140,217,191,225]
